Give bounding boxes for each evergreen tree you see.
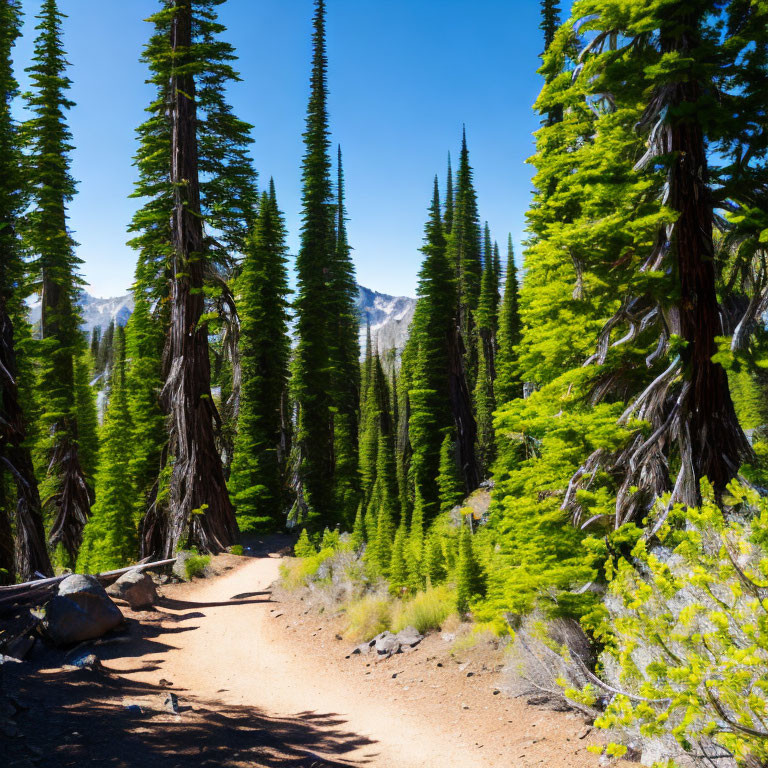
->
[89,327,100,366]
[406,180,456,523]
[540,0,562,126]
[558,0,753,523]
[292,0,359,527]
[444,153,454,235]
[474,342,496,475]
[95,320,114,379]
[456,524,484,614]
[495,236,522,403]
[446,129,483,384]
[124,289,165,528]
[131,0,257,556]
[329,146,361,521]
[73,352,99,482]
[23,0,91,566]
[424,530,446,586]
[76,327,136,573]
[229,184,291,532]
[437,433,464,513]
[0,0,51,582]
[389,521,408,593]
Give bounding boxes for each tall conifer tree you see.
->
[229,184,291,532]
[495,236,522,403]
[0,0,51,582]
[292,0,359,527]
[77,327,136,573]
[130,0,257,555]
[23,0,90,566]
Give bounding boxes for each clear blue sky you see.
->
[15,0,556,299]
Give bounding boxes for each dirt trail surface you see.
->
[2,542,609,767]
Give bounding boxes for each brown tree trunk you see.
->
[448,322,479,493]
[0,305,53,581]
[161,0,237,556]
[663,21,751,500]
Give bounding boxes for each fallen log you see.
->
[0,558,176,615]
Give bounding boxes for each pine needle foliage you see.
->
[229,185,291,533]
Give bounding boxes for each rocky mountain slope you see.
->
[28,285,417,355]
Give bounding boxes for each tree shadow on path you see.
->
[2,663,378,768]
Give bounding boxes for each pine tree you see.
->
[406,180,456,523]
[23,0,91,566]
[229,184,291,532]
[456,524,484,614]
[329,146,361,522]
[495,236,522,403]
[557,0,753,523]
[95,320,115,380]
[73,352,99,483]
[0,0,51,582]
[540,0,562,126]
[389,521,408,594]
[124,289,165,533]
[474,342,496,475]
[292,0,359,528]
[446,129,483,385]
[89,327,100,366]
[444,153,454,235]
[424,530,446,586]
[129,0,257,556]
[131,0,257,556]
[77,327,137,573]
[437,433,464,513]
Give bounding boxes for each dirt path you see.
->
[102,549,604,768]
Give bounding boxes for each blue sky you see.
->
[15,0,553,299]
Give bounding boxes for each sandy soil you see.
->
[100,545,606,768]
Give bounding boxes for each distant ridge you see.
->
[28,286,417,356]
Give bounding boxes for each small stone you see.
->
[125,704,142,715]
[462,703,470,710]
[578,726,592,740]
[0,718,19,738]
[466,671,474,677]
[163,692,180,714]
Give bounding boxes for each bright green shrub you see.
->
[587,480,768,766]
[184,554,210,579]
[294,529,316,558]
[229,544,244,556]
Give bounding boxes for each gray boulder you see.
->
[396,626,424,649]
[373,631,401,656]
[172,551,193,580]
[41,575,123,647]
[106,569,158,610]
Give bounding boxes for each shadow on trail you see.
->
[158,595,272,610]
[3,663,377,768]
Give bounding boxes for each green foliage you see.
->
[294,529,316,558]
[456,524,485,614]
[389,522,408,595]
[589,481,768,766]
[229,186,291,532]
[437,433,464,514]
[184,553,211,580]
[73,352,99,484]
[495,236,522,403]
[229,544,244,556]
[292,0,360,528]
[343,594,393,643]
[23,0,91,564]
[77,328,137,573]
[393,584,456,634]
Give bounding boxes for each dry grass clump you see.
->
[392,585,457,635]
[342,594,393,642]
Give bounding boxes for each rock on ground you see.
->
[41,575,123,647]
[106,569,158,610]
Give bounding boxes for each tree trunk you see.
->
[161,0,237,556]
[448,322,479,493]
[0,305,53,581]
[663,20,751,501]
